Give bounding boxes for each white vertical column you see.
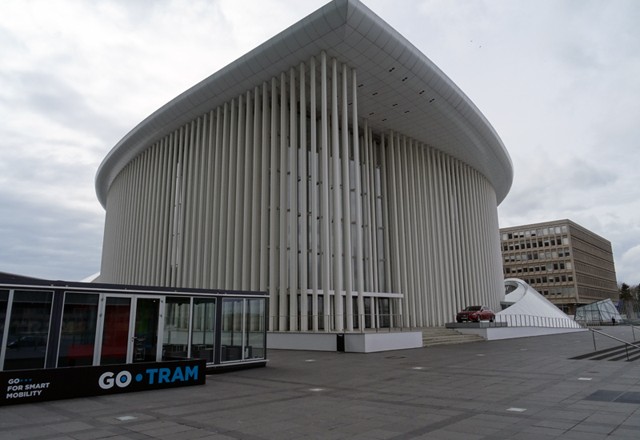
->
[145,144,158,284]
[209,108,222,287]
[379,134,393,323]
[156,138,170,285]
[165,132,177,286]
[416,144,432,325]
[242,90,254,290]
[279,72,289,331]
[340,64,353,331]
[268,78,280,331]
[319,52,332,331]
[195,116,208,287]
[404,140,419,325]
[250,86,262,290]
[386,133,403,325]
[397,135,411,326]
[130,154,144,283]
[309,57,320,331]
[174,127,187,287]
[288,67,299,331]
[191,118,203,286]
[259,82,271,292]
[217,103,230,287]
[331,58,344,332]
[202,111,215,288]
[351,70,365,329]
[299,61,309,331]
[233,95,245,289]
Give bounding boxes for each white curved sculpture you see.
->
[497,278,582,328]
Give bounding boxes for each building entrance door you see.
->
[95,295,164,365]
[132,297,162,363]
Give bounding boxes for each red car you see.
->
[456,305,495,322]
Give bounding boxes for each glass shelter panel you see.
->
[133,298,160,363]
[163,296,190,360]
[57,292,99,367]
[191,298,216,363]
[0,290,8,352]
[245,298,265,360]
[4,290,53,371]
[100,297,131,365]
[221,299,243,362]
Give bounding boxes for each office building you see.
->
[500,219,618,315]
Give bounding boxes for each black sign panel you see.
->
[1,359,206,406]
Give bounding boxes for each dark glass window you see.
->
[57,292,99,367]
[4,290,53,371]
[163,296,191,360]
[191,298,216,362]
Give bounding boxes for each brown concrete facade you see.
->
[500,219,618,315]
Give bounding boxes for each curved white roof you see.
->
[497,278,582,328]
[96,0,513,208]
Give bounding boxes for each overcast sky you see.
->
[1,0,639,285]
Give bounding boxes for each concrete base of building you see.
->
[267,331,423,353]
[446,322,586,340]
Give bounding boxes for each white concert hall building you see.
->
[95,0,513,334]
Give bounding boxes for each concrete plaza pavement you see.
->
[1,326,639,440]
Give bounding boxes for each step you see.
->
[421,327,485,347]
[571,341,640,362]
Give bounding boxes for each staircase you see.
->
[421,327,485,347]
[571,342,640,362]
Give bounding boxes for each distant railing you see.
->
[268,313,584,332]
[494,314,582,329]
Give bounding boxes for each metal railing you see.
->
[587,327,640,361]
[268,313,585,332]
[493,314,582,329]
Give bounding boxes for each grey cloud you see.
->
[0,191,103,280]
[10,70,129,146]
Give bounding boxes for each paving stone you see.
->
[1,329,640,439]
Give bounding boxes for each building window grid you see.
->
[500,222,618,313]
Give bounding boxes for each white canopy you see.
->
[496,278,582,328]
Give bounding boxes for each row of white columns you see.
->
[100,51,504,331]
[381,133,503,326]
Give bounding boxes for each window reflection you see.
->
[0,290,8,352]
[191,298,215,362]
[245,299,265,359]
[5,290,53,371]
[57,292,99,367]
[100,297,131,365]
[221,298,243,362]
[163,296,191,360]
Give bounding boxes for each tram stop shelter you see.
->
[0,273,267,405]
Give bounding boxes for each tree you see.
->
[619,283,632,300]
